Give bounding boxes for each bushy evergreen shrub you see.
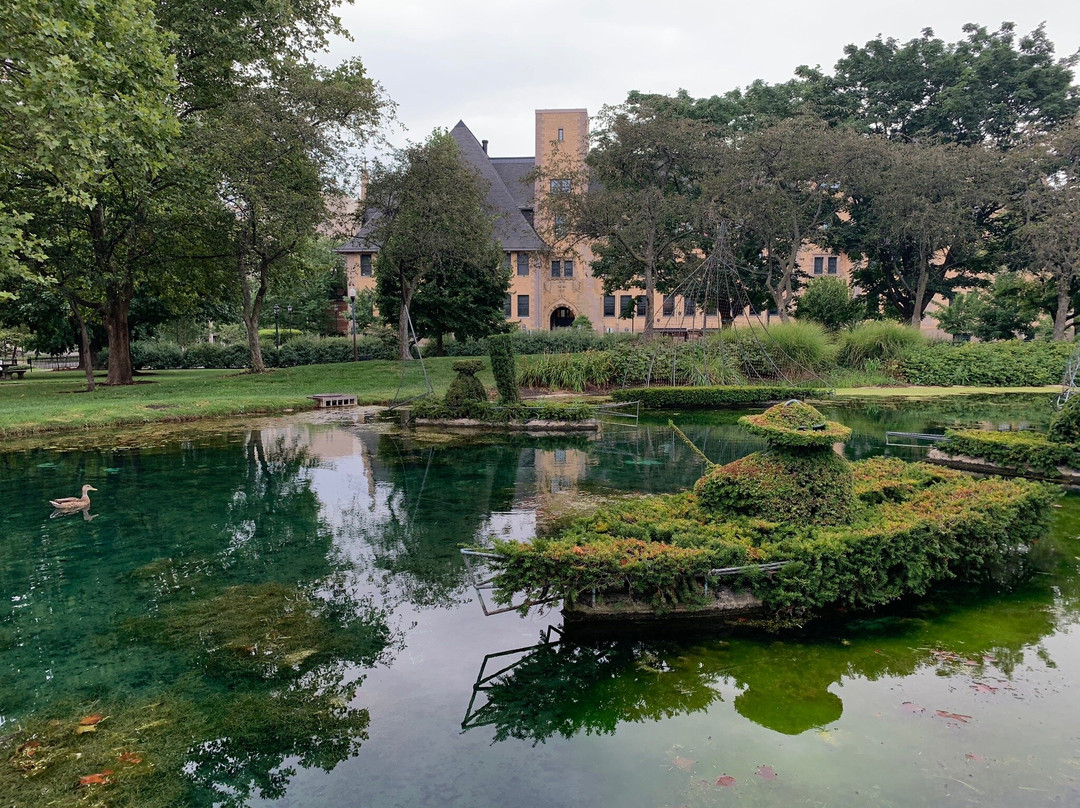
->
[444,360,488,409]
[488,334,519,403]
[795,277,864,331]
[941,429,1080,474]
[899,340,1073,386]
[1048,397,1080,443]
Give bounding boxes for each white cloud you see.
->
[325,0,1080,157]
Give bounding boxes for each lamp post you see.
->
[287,305,293,336]
[349,294,358,361]
[274,304,280,348]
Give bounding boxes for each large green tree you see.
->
[365,132,505,360]
[545,96,712,338]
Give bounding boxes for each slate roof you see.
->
[336,121,546,254]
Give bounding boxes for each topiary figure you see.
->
[694,400,855,525]
[1048,396,1080,443]
[488,334,519,404]
[444,359,487,412]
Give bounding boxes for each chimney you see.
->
[481,139,488,154]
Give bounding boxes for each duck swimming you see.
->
[49,485,97,511]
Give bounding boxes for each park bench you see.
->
[0,364,30,380]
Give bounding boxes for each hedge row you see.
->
[411,399,595,423]
[121,336,397,370]
[444,330,636,357]
[898,340,1073,386]
[940,429,1080,475]
[611,385,832,409]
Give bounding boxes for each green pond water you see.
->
[1,396,1079,807]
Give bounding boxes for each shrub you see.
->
[131,339,184,369]
[1048,397,1080,443]
[940,429,1080,474]
[411,399,594,423]
[899,339,1073,386]
[837,320,925,367]
[695,449,855,524]
[739,400,852,447]
[486,458,1056,615]
[611,385,832,409]
[488,334,519,403]
[445,360,488,409]
[796,277,864,331]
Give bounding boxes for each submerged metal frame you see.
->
[460,549,559,616]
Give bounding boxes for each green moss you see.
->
[695,449,855,524]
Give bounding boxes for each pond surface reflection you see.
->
[1,397,1078,807]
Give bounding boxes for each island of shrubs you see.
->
[481,400,1055,626]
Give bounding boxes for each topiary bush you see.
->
[444,360,488,410]
[1048,396,1080,443]
[940,429,1080,474]
[695,448,855,524]
[488,334,519,404]
[739,400,851,447]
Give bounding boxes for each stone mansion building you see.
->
[337,109,855,334]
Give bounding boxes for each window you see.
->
[685,299,696,316]
[563,260,573,278]
[517,294,530,317]
[504,295,512,317]
[662,295,675,316]
[620,295,634,317]
[549,178,572,193]
[813,256,824,275]
[550,260,561,278]
[557,128,564,142]
[636,297,647,317]
[360,254,373,277]
[827,256,838,275]
[553,214,568,239]
[517,253,529,276]
[604,294,616,317]
[503,253,511,271]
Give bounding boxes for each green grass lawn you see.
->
[0,359,1061,440]
[0,360,492,438]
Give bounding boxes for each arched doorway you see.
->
[550,306,575,329]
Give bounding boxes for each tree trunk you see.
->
[103,293,134,385]
[1054,274,1071,340]
[68,297,95,393]
[910,259,930,329]
[436,332,445,356]
[642,259,655,339]
[239,257,269,373]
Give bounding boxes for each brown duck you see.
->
[49,485,97,511]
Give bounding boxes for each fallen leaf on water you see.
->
[902,701,925,714]
[817,729,839,746]
[79,770,113,786]
[935,710,972,723]
[756,765,777,780]
[716,775,736,787]
[971,683,998,694]
[74,725,97,735]
[79,714,104,726]
[17,741,41,756]
[118,752,142,764]
[965,753,985,762]
[672,756,695,772]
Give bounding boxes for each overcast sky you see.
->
[325,1,1080,159]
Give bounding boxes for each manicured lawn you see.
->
[833,385,1059,399]
[0,360,493,438]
